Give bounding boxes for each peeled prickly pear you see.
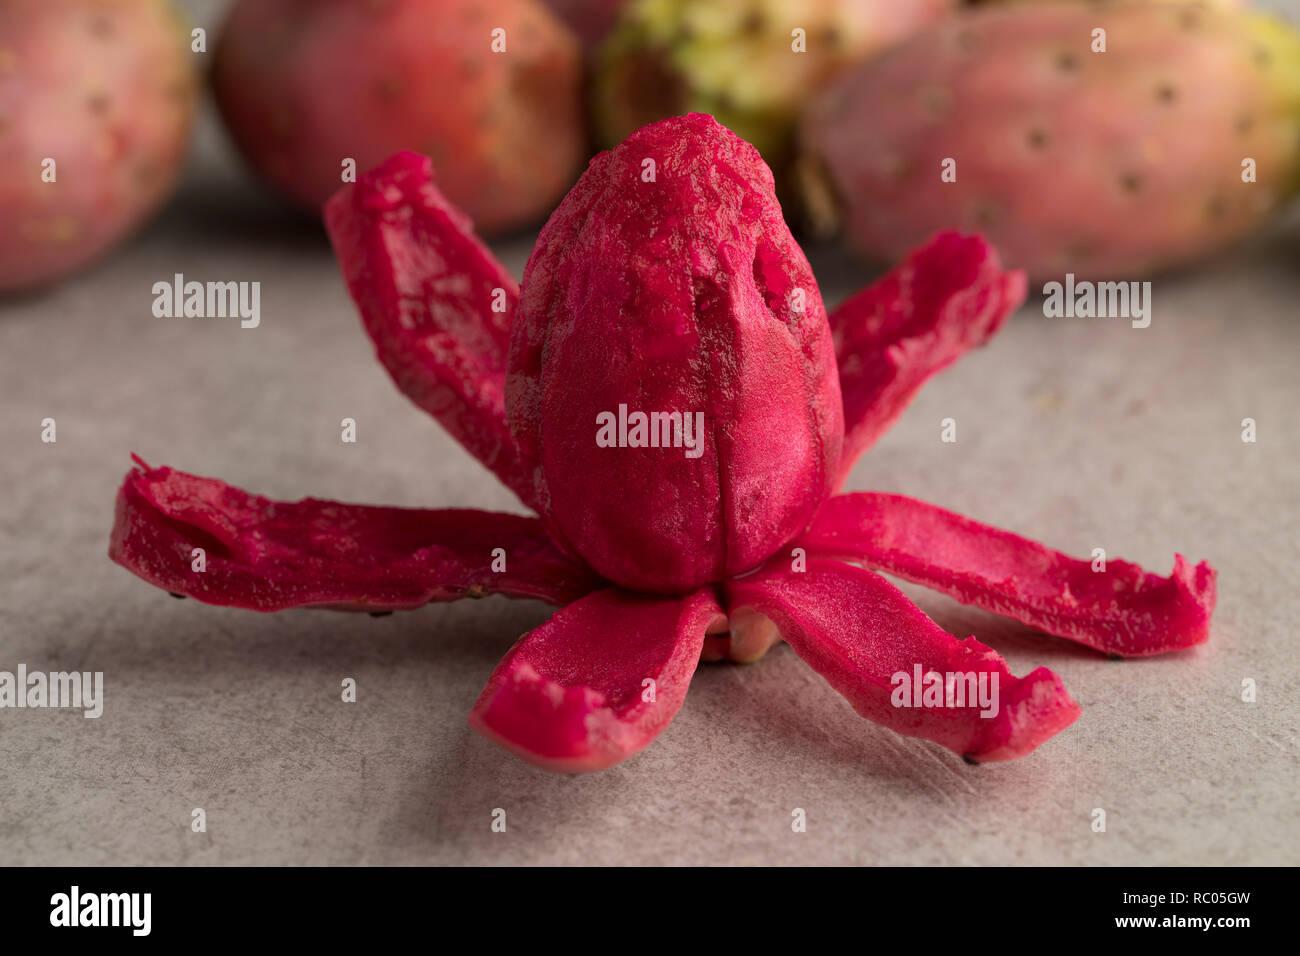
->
[800,1,1300,279]
[212,0,585,235]
[508,113,844,593]
[0,0,195,293]
[594,0,954,187]
[109,113,1220,772]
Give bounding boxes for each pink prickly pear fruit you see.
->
[508,113,844,594]
[970,0,1243,8]
[594,0,956,185]
[0,0,196,293]
[212,0,585,236]
[800,2,1300,280]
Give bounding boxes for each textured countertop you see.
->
[1,0,1297,866]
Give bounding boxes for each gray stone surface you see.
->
[0,0,1297,866]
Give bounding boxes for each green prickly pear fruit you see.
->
[594,0,954,190]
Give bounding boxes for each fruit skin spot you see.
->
[20,217,82,243]
[921,86,952,117]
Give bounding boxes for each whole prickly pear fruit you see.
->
[212,0,585,235]
[0,0,195,293]
[594,0,954,187]
[509,113,843,593]
[970,0,1242,7]
[801,1,1300,279]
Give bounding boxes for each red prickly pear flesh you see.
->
[509,113,843,593]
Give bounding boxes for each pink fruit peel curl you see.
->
[112,455,602,611]
[470,588,727,773]
[108,114,1216,772]
[798,493,1216,659]
[727,559,1081,762]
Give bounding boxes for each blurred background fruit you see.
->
[544,0,630,51]
[800,1,1300,280]
[212,0,585,236]
[593,0,954,196]
[0,0,196,294]
[970,0,1243,7]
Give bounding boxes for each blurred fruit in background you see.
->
[800,1,1300,280]
[593,0,954,193]
[0,0,196,294]
[212,0,585,236]
[970,0,1242,7]
[544,0,630,51]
